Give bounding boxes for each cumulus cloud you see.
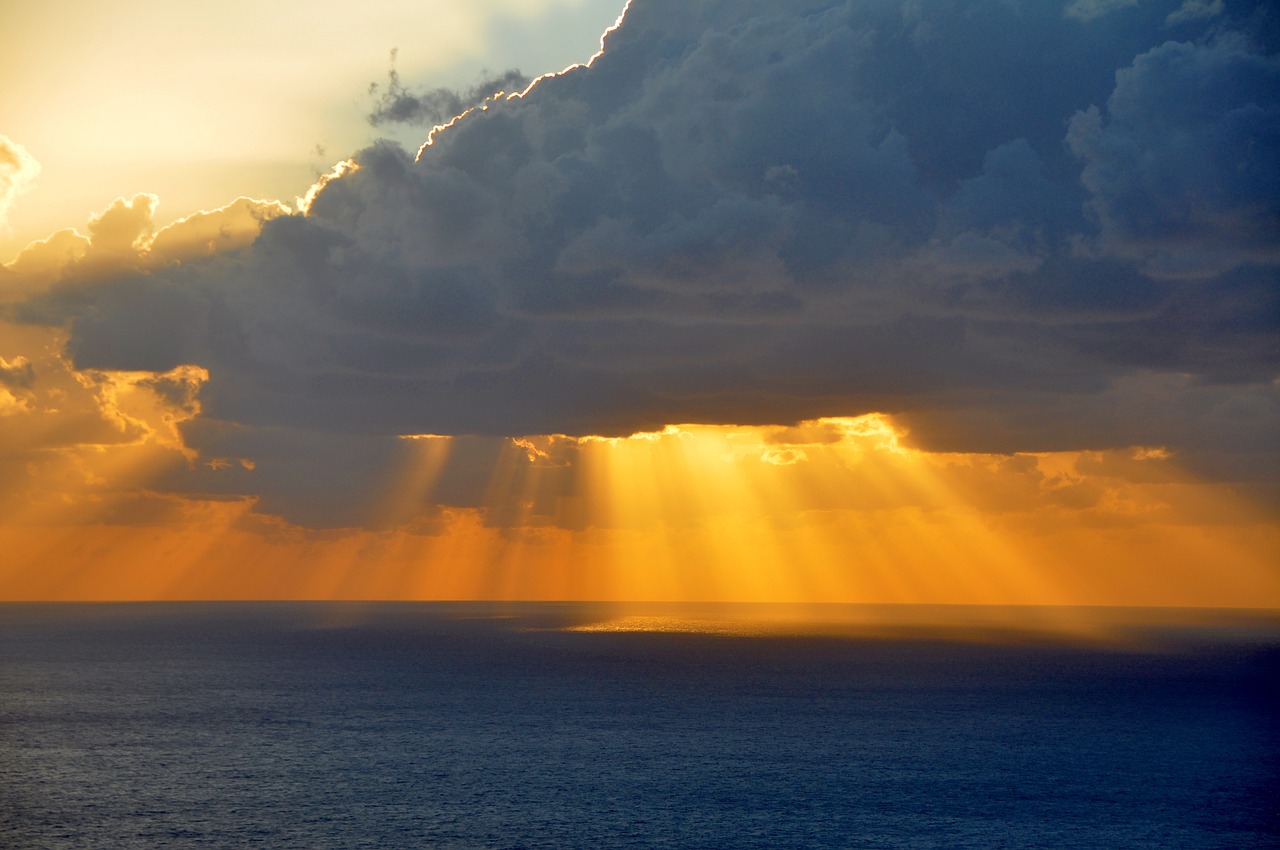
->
[5,194,289,294]
[0,135,40,231]
[1067,35,1280,277]
[5,0,1278,525]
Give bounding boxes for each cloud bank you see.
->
[5,0,1278,525]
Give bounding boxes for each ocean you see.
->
[1,603,1276,849]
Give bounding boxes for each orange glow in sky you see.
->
[1,0,1276,616]
[1,388,1276,607]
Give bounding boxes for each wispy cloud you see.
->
[368,53,529,127]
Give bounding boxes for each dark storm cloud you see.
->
[10,0,1279,520]
[1066,33,1280,277]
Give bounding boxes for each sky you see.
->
[0,0,1277,607]
[0,0,626,263]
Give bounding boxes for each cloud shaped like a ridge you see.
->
[7,0,1278,508]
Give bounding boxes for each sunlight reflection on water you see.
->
[558,602,1280,648]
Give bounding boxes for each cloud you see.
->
[0,354,35,389]
[149,197,291,264]
[0,135,40,231]
[1166,0,1224,25]
[0,317,213,528]
[5,0,1278,526]
[368,53,529,127]
[1066,35,1280,277]
[2,228,90,292]
[4,194,289,295]
[1064,0,1138,22]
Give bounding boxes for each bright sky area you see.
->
[0,0,626,262]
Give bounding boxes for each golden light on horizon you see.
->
[558,417,1062,606]
[0,208,1277,612]
[1,381,1277,610]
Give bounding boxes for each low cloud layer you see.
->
[4,0,1278,525]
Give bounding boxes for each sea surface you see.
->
[0,602,1276,849]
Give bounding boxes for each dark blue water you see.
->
[1,603,1276,849]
